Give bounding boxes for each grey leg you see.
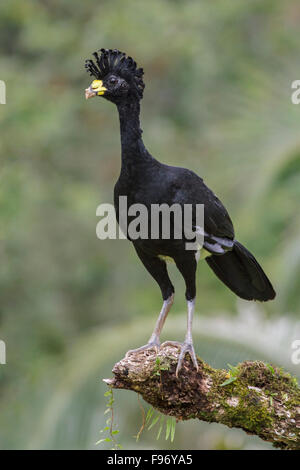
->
[161,298,198,376]
[148,293,174,344]
[176,298,198,376]
[126,294,174,356]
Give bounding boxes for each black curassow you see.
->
[85,49,276,375]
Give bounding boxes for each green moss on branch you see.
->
[104,345,300,450]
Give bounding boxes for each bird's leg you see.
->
[126,294,174,356]
[161,255,198,376]
[161,299,198,376]
[148,293,174,346]
[176,299,198,376]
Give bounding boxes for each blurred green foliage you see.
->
[0,0,299,450]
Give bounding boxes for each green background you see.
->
[0,0,299,449]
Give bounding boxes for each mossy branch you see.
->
[104,345,300,450]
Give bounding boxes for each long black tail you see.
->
[206,240,276,301]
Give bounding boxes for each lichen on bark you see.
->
[104,344,300,450]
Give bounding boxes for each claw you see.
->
[175,341,199,377]
[126,339,160,357]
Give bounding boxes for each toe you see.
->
[175,351,185,377]
[175,342,199,377]
[189,346,199,371]
[126,341,160,357]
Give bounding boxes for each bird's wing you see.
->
[165,166,235,254]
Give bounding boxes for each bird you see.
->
[85,48,276,376]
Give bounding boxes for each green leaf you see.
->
[95,438,107,445]
[170,418,176,443]
[227,364,239,375]
[146,407,154,424]
[95,438,106,445]
[165,418,171,440]
[96,437,111,444]
[156,416,164,440]
[148,415,159,430]
[220,376,238,387]
[266,363,275,375]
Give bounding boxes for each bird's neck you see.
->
[117,99,148,171]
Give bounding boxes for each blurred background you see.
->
[0,0,300,450]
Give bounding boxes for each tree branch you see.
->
[104,344,300,450]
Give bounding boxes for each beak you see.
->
[85,80,107,100]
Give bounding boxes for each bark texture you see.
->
[104,344,300,450]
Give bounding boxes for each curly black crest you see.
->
[85,48,145,99]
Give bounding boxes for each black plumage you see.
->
[85,49,276,375]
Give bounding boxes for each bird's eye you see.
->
[120,82,127,89]
[109,77,117,85]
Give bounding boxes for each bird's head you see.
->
[85,49,145,105]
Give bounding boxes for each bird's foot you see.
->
[162,340,198,377]
[176,340,199,377]
[125,338,160,357]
